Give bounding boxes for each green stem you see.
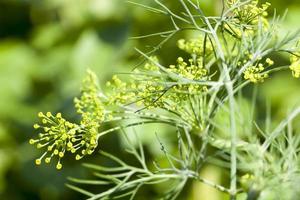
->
[226,82,237,199]
[204,15,237,199]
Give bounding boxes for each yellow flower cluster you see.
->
[229,0,270,23]
[290,54,300,78]
[137,81,165,108]
[177,37,212,56]
[226,0,271,37]
[105,53,208,130]
[106,75,137,105]
[107,56,209,104]
[30,71,104,169]
[169,57,207,80]
[73,71,104,160]
[31,112,81,169]
[243,58,273,83]
[244,65,268,83]
[168,57,208,96]
[106,57,166,108]
[74,70,104,130]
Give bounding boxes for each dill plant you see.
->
[29,0,300,199]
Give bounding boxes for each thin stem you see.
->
[204,11,238,199]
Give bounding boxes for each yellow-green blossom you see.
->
[226,1,271,37]
[242,57,273,83]
[106,75,137,105]
[167,57,208,96]
[74,70,105,126]
[244,65,268,83]
[105,53,208,130]
[228,0,270,24]
[30,71,105,169]
[31,112,81,169]
[177,37,212,56]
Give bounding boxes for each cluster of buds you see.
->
[225,1,271,38]
[106,75,136,105]
[177,37,213,56]
[241,57,274,83]
[30,71,104,169]
[228,1,271,24]
[31,112,82,169]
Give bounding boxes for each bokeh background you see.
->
[0,0,299,199]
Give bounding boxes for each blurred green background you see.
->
[0,0,299,199]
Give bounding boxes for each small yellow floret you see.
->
[38,112,44,117]
[29,139,36,145]
[45,157,51,164]
[266,58,274,66]
[54,149,59,155]
[46,112,52,118]
[75,154,82,160]
[35,159,41,165]
[59,152,64,158]
[33,124,40,129]
[67,142,73,148]
[56,163,62,170]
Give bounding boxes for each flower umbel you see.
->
[30,71,105,169]
[243,65,268,83]
[31,112,80,169]
[177,37,213,56]
[228,0,271,25]
[243,57,273,83]
[225,1,271,38]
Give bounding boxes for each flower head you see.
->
[74,70,105,125]
[30,71,105,169]
[177,37,212,56]
[242,57,273,83]
[30,112,80,169]
[226,1,271,37]
[228,1,271,24]
[244,65,268,83]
